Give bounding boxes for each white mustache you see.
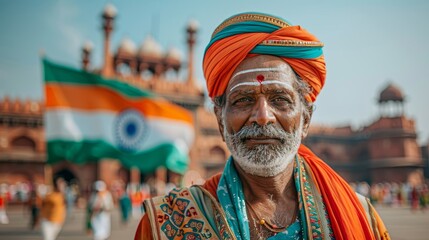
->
[234,124,288,144]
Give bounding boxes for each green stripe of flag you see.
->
[43,58,154,99]
[47,140,189,174]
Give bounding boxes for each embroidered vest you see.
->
[143,186,235,240]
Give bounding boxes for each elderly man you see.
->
[135,12,390,240]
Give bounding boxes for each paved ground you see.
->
[0,205,141,240]
[0,205,428,239]
[376,205,429,240]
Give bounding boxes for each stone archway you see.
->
[11,136,36,151]
[53,168,78,186]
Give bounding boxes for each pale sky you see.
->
[1,0,428,144]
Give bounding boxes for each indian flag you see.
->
[43,59,194,174]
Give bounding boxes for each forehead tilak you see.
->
[229,67,295,93]
[229,80,294,92]
[230,67,283,80]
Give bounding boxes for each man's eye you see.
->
[272,97,291,104]
[233,97,253,105]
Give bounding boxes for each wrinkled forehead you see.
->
[226,56,297,93]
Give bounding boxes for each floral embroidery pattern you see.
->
[149,188,215,239]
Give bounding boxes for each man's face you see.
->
[216,55,308,177]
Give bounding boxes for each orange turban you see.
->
[203,12,326,102]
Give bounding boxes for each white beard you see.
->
[224,119,303,177]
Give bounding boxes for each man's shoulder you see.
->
[145,173,222,206]
[146,187,192,204]
[201,172,222,199]
[148,172,222,202]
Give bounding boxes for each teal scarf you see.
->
[217,157,302,239]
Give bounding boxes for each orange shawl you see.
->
[299,144,385,239]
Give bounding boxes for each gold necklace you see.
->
[245,199,298,233]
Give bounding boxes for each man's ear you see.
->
[214,106,225,142]
[301,112,311,139]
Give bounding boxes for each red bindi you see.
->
[256,74,265,83]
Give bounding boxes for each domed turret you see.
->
[117,38,136,56]
[166,47,182,62]
[137,35,165,77]
[138,35,163,58]
[165,47,182,72]
[378,82,405,117]
[378,83,405,103]
[114,38,137,76]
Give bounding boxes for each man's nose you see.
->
[250,97,276,126]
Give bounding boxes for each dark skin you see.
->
[214,55,311,238]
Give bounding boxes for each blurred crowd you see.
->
[350,181,429,211]
[0,178,180,240]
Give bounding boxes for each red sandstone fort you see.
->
[0,5,427,195]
